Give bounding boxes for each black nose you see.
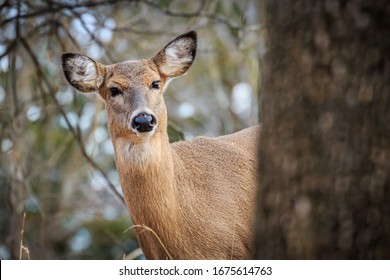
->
[132,113,156,133]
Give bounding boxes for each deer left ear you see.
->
[153,31,197,78]
[61,53,105,93]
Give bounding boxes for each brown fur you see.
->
[61,31,259,259]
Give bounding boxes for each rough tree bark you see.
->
[254,0,390,259]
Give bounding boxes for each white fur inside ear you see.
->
[68,55,103,90]
[160,39,194,76]
[165,40,194,63]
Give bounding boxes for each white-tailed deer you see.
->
[61,31,259,259]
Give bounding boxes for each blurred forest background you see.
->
[0,0,263,259]
[2,0,388,260]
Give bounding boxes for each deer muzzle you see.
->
[131,112,157,133]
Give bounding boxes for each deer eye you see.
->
[109,87,122,97]
[151,81,160,90]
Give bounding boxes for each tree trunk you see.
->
[254,0,390,259]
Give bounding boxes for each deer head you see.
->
[61,31,197,145]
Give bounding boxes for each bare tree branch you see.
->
[19,37,125,205]
[0,0,131,27]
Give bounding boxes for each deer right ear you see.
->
[61,53,105,93]
[153,31,197,78]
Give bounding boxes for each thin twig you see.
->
[70,9,116,63]
[0,0,130,27]
[19,37,125,205]
[124,247,144,260]
[141,0,241,30]
[125,224,173,260]
[19,212,30,260]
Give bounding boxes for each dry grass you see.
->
[123,248,144,260]
[124,224,173,260]
[19,212,30,260]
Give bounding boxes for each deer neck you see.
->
[112,133,180,227]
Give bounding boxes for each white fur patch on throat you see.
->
[115,139,160,168]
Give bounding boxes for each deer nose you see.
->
[132,112,157,133]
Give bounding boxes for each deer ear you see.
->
[153,31,197,78]
[61,53,105,93]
